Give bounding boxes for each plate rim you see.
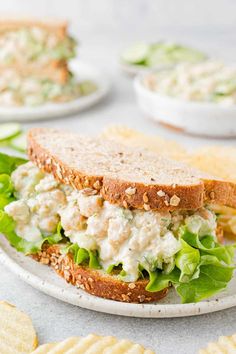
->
[1,238,236,318]
[0,60,110,122]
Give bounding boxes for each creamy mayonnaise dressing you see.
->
[5,162,217,281]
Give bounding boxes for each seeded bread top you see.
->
[28,128,236,211]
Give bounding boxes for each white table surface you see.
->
[1,35,236,354]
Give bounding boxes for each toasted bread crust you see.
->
[203,178,236,210]
[32,244,168,303]
[28,128,236,210]
[0,17,68,38]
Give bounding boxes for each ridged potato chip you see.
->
[101,125,187,161]
[32,334,154,354]
[0,301,38,354]
[189,146,236,183]
[199,333,236,353]
[102,126,236,183]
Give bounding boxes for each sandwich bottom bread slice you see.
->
[0,128,235,304]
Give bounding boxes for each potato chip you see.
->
[102,126,236,182]
[189,146,236,183]
[32,334,154,354]
[199,333,236,353]
[101,125,187,161]
[0,301,38,354]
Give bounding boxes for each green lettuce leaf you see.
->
[145,226,235,303]
[180,227,235,265]
[176,255,234,303]
[145,268,180,292]
[0,211,62,254]
[0,152,27,175]
[0,174,15,209]
[0,174,14,195]
[106,262,123,274]
[175,239,200,282]
[66,243,101,269]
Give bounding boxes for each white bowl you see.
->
[134,74,236,137]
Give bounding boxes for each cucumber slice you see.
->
[146,42,207,67]
[10,132,27,152]
[0,123,21,142]
[121,43,149,64]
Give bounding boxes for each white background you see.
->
[0,2,236,354]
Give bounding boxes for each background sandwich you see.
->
[0,128,235,303]
[0,17,96,106]
[0,17,75,71]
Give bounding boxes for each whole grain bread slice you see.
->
[27,128,236,211]
[0,17,68,38]
[0,62,69,84]
[32,244,168,303]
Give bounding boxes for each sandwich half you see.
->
[0,128,235,303]
[0,17,76,70]
[0,17,88,106]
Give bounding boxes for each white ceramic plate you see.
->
[0,60,110,122]
[0,237,236,318]
[134,74,236,137]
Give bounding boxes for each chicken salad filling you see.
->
[0,70,97,106]
[144,61,236,105]
[0,27,76,65]
[0,154,235,303]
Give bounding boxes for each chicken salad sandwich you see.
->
[0,17,96,106]
[0,128,235,303]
